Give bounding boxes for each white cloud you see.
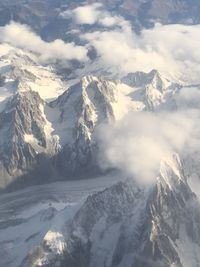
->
[60,3,103,25]
[175,86,200,109]
[99,16,123,27]
[0,22,88,63]
[60,3,123,28]
[73,3,102,25]
[81,22,200,83]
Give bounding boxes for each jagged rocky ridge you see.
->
[24,154,200,267]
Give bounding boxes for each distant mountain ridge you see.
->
[0,0,200,41]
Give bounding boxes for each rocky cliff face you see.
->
[0,90,59,188]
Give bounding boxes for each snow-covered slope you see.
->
[0,172,124,267]
[0,44,66,102]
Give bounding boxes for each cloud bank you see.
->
[0,22,88,63]
[59,4,200,83]
[2,14,200,84]
[82,22,200,83]
[98,88,200,184]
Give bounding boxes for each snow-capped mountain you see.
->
[22,154,200,267]
[1,2,200,267]
[122,69,181,111]
[49,75,118,177]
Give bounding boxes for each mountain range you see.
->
[0,44,182,190]
[1,1,200,267]
[1,43,200,267]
